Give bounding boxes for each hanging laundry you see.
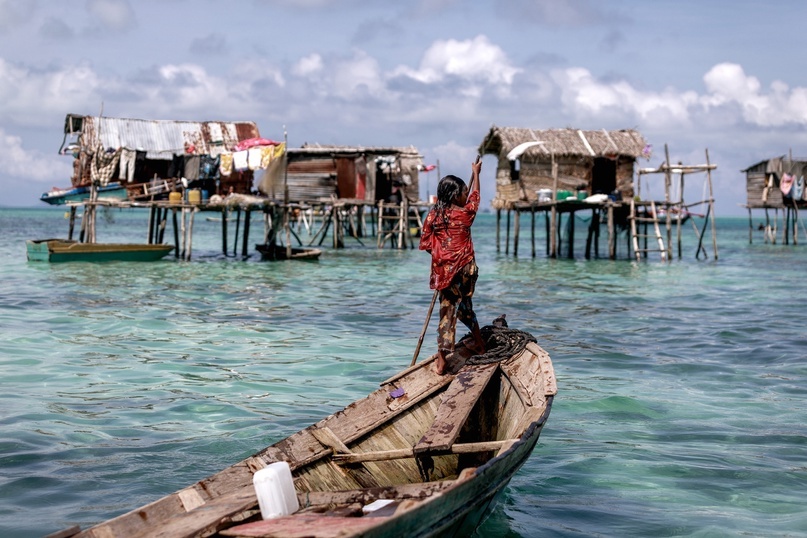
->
[118,148,137,182]
[233,137,280,152]
[184,155,201,180]
[91,145,121,186]
[199,154,221,180]
[260,145,274,169]
[794,175,805,200]
[780,173,795,197]
[167,154,185,178]
[248,147,263,170]
[233,150,249,172]
[220,152,233,176]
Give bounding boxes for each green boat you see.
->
[26,239,173,263]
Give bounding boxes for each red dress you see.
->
[419,190,479,290]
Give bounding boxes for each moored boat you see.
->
[54,322,556,538]
[26,239,173,263]
[255,243,322,261]
[40,183,129,205]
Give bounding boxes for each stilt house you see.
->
[478,126,649,209]
[742,155,807,209]
[60,114,263,198]
[258,144,424,204]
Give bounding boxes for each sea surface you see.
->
[1,206,806,537]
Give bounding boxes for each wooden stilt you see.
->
[513,210,520,257]
[221,207,228,255]
[502,209,509,255]
[242,209,251,257]
[172,208,180,258]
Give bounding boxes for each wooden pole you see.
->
[705,148,718,259]
[242,209,251,257]
[513,209,520,257]
[496,209,501,252]
[172,208,180,258]
[550,158,558,258]
[221,207,228,255]
[608,203,615,259]
[68,206,76,240]
[531,206,536,258]
[410,290,439,367]
[186,207,196,261]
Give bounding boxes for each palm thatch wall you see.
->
[478,126,649,209]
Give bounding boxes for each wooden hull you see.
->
[64,327,556,538]
[39,183,129,205]
[27,239,173,263]
[255,243,322,261]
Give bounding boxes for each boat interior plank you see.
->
[414,363,499,454]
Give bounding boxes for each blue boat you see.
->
[40,183,129,205]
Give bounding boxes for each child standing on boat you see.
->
[419,158,486,375]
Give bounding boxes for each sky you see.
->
[2,0,807,215]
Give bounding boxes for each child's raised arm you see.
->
[469,156,481,193]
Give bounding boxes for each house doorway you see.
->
[592,157,616,194]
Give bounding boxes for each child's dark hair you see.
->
[433,174,466,229]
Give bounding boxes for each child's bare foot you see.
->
[434,353,447,375]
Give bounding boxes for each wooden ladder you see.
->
[377,199,422,249]
[630,199,667,261]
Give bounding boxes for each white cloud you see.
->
[293,54,324,77]
[391,35,521,95]
[0,59,104,126]
[330,50,384,99]
[701,62,807,127]
[552,67,699,127]
[1,127,72,183]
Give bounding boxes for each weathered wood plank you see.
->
[333,439,518,464]
[221,514,390,538]
[414,363,499,454]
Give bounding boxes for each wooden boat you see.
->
[55,323,556,538]
[39,183,129,205]
[26,239,173,263]
[256,243,322,261]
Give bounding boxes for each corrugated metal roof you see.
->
[65,114,260,159]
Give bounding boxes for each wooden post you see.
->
[172,208,180,258]
[663,144,672,260]
[531,206,536,258]
[147,204,156,244]
[505,209,510,255]
[68,206,76,240]
[513,209,520,257]
[242,209,251,257]
[550,158,558,258]
[496,208,501,252]
[233,206,241,257]
[221,207,228,255]
[567,210,575,258]
[747,207,753,244]
[545,211,550,256]
[705,148,718,259]
[607,204,615,259]
[186,207,196,261]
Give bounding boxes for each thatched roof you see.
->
[479,125,648,160]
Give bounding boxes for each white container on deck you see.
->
[253,461,299,520]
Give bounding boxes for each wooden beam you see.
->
[332,439,518,464]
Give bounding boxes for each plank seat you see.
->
[414,363,499,454]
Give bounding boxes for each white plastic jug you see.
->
[253,461,299,520]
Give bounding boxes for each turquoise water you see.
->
[1,207,806,537]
